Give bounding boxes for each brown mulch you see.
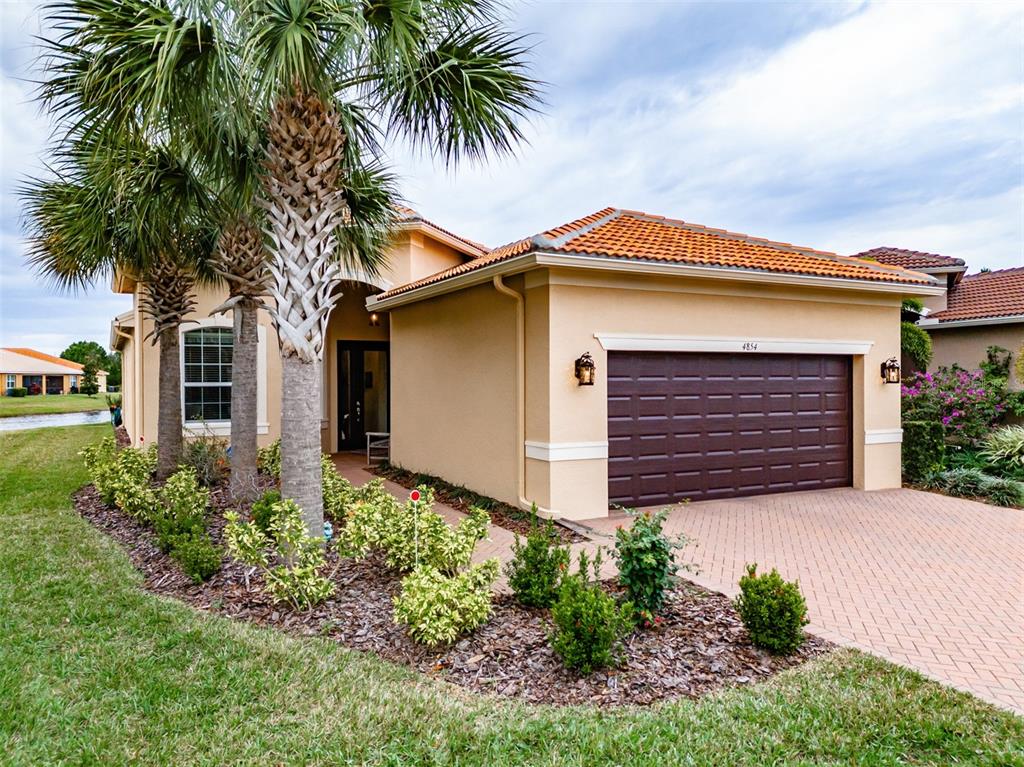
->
[114,425,131,448]
[372,464,586,543]
[73,483,832,707]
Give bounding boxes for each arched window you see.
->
[183,327,232,422]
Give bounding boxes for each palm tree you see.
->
[21,134,213,478]
[38,0,540,535]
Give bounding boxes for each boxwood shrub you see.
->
[734,564,809,654]
[902,420,945,483]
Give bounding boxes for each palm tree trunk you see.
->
[229,298,260,501]
[279,354,323,530]
[260,87,348,537]
[156,326,183,479]
[212,216,271,503]
[141,258,197,480]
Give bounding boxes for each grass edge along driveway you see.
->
[0,424,1021,766]
[0,393,109,418]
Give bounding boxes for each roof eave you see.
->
[395,220,486,259]
[367,249,944,311]
[918,314,1024,330]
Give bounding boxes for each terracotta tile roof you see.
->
[377,208,935,299]
[395,206,488,255]
[927,267,1024,323]
[852,247,965,270]
[2,347,84,370]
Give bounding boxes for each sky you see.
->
[1,0,1022,355]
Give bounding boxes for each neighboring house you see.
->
[854,248,1024,389]
[0,347,107,395]
[113,207,941,519]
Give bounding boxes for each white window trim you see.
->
[524,440,608,462]
[179,315,268,435]
[5,374,15,389]
[594,333,874,356]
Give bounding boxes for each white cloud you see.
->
[392,1,1024,269]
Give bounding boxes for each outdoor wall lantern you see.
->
[368,312,381,327]
[574,352,596,386]
[880,357,901,384]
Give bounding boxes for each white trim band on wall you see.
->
[184,422,270,437]
[594,334,875,356]
[865,428,903,445]
[525,440,609,462]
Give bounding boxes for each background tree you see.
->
[80,357,100,396]
[60,340,121,387]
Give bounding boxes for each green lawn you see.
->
[1,425,1021,766]
[0,393,111,418]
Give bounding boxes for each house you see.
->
[112,207,942,519]
[0,347,107,395]
[854,248,1024,389]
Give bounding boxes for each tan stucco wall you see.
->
[389,281,520,505]
[513,270,903,518]
[386,268,905,520]
[928,322,1024,390]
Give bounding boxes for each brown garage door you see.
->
[608,352,852,507]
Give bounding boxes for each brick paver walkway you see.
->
[582,488,1024,715]
[331,456,1023,714]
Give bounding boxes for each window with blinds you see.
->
[183,327,232,421]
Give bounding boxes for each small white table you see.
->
[366,432,390,464]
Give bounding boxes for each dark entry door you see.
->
[337,341,390,451]
[608,352,852,507]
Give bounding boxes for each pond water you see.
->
[0,410,111,432]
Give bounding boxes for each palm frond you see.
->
[374,18,541,162]
[335,158,400,277]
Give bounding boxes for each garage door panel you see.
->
[608,352,852,507]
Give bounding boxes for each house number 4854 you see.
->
[742,342,759,351]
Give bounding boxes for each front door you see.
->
[337,341,390,451]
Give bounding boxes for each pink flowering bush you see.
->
[902,367,1005,447]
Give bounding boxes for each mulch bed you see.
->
[73,482,832,707]
[372,464,586,543]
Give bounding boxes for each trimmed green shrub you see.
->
[257,439,281,478]
[321,454,358,519]
[224,499,334,610]
[169,529,221,582]
[901,420,946,483]
[340,485,491,575]
[612,508,682,623]
[505,509,570,608]
[8,387,27,397]
[392,559,500,646]
[734,564,809,654]
[251,489,281,534]
[153,467,209,552]
[550,551,634,674]
[978,475,1024,508]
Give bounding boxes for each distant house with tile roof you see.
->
[1,347,108,396]
[852,248,1023,389]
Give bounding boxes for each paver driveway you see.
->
[582,488,1024,714]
